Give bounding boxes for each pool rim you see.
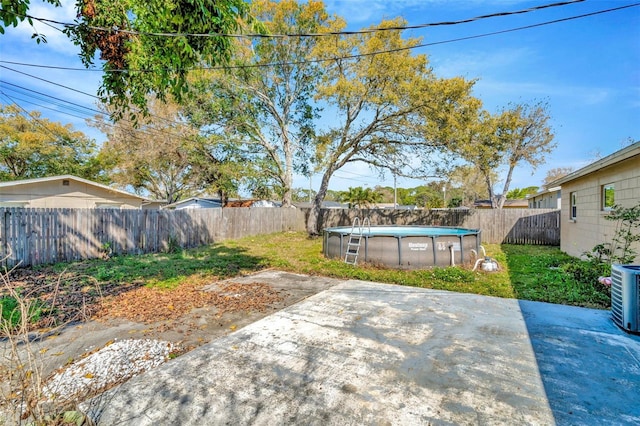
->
[322,224,481,237]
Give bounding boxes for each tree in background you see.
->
[495,101,555,208]
[543,167,574,186]
[323,189,342,202]
[446,165,492,206]
[337,186,381,209]
[450,101,555,208]
[291,188,316,203]
[186,0,330,208]
[94,97,242,203]
[506,186,539,200]
[0,104,103,181]
[306,17,476,234]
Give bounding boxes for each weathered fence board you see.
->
[0,207,559,268]
[0,207,306,268]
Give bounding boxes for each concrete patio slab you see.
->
[83,272,640,425]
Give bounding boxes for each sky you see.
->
[1,0,639,196]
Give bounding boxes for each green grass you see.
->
[502,245,610,308]
[51,243,268,289]
[47,231,611,309]
[1,295,47,329]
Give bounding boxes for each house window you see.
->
[570,192,577,220]
[602,184,615,211]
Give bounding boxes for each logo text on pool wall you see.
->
[436,242,461,251]
[408,243,429,251]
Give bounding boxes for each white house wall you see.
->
[560,155,640,262]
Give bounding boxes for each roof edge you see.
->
[548,141,640,187]
[0,175,156,202]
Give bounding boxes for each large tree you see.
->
[0,104,103,181]
[186,0,330,207]
[447,165,492,206]
[450,101,555,208]
[495,101,555,208]
[543,166,573,186]
[2,0,252,116]
[94,97,242,203]
[305,17,476,234]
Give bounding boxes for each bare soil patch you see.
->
[2,269,341,379]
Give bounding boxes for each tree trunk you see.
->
[497,164,516,209]
[306,170,332,236]
[281,133,293,208]
[484,172,497,209]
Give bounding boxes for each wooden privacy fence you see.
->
[1,207,559,268]
[0,207,305,268]
[313,208,560,246]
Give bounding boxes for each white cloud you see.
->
[11,0,78,56]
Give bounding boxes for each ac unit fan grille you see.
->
[611,267,623,327]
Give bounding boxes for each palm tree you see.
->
[338,186,382,209]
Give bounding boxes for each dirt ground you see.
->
[2,270,343,381]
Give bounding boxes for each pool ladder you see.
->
[344,217,370,265]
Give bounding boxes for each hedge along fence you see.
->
[0,207,306,268]
[311,208,560,246]
[0,207,559,268]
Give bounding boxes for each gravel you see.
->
[44,338,177,403]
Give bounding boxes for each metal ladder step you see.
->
[344,217,370,265]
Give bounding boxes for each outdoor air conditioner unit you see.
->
[611,264,640,334]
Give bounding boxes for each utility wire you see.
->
[0,80,103,116]
[17,0,585,38]
[1,91,97,121]
[0,91,73,142]
[0,65,101,97]
[0,90,200,143]
[0,66,197,129]
[2,3,637,74]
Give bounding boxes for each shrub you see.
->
[561,260,611,292]
[584,204,640,265]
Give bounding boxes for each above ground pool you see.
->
[323,225,481,269]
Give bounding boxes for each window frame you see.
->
[570,191,577,220]
[602,183,615,211]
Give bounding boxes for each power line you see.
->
[2,3,637,74]
[1,91,100,122]
[0,65,101,98]
[0,66,197,129]
[0,91,73,142]
[18,0,585,39]
[0,90,200,144]
[0,80,103,116]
